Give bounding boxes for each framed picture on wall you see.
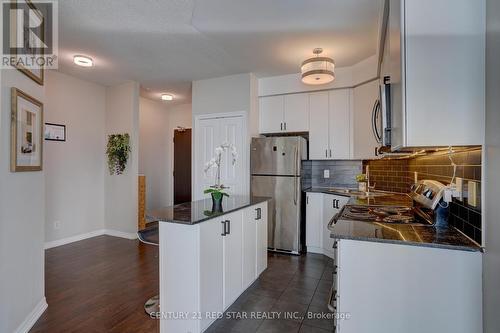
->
[44,123,66,141]
[11,0,45,85]
[11,88,44,172]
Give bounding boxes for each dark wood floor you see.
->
[31,235,334,333]
[31,235,159,333]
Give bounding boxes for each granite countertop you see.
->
[147,195,271,225]
[305,187,481,252]
[328,217,482,252]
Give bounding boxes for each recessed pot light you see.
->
[161,94,173,101]
[73,55,94,67]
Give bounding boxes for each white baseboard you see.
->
[103,229,137,240]
[14,297,47,333]
[44,229,106,249]
[45,229,137,249]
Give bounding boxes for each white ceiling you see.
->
[56,0,383,105]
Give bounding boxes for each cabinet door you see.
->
[256,202,268,276]
[259,96,284,134]
[223,211,243,309]
[306,192,323,253]
[352,80,380,159]
[199,219,224,331]
[284,93,309,132]
[242,206,257,289]
[329,89,351,159]
[323,195,349,258]
[309,92,330,160]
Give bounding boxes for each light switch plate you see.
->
[468,181,478,207]
[324,169,330,178]
[454,177,463,201]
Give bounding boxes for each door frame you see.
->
[193,111,249,201]
[171,127,192,205]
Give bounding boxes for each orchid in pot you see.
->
[204,142,238,212]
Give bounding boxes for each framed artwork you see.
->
[11,0,45,85]
[11,88,44,172]
[45,123,66,142]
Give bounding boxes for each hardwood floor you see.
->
[31,235,159,333]
[31,235,334,333]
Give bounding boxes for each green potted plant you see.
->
[356,173,367,192]
[106,133,131,175]
[203,143,238,212]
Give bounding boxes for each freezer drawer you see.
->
[251,175,301,253]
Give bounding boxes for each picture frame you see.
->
[11,88,44,172]
[11,0,45,85]
[45,123,66,142]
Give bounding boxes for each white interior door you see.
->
[194,115,246,200]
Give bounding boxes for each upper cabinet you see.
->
[386,0,485,149]
[259,93,309,134]
[309,89,352,160]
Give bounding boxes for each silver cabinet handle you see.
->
[280,123,283,131]
[255,208,262,220]
[284,122,287,131]
[329,149,332,158]
[325,149,328,158]
[226,220,230,235]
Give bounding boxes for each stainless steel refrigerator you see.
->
[251,136,307,254]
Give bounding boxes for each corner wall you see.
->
[484,0,500,330]
[44,71,106,244]
[0,68,47,333]
[105,81,140,236]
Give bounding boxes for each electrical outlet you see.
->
[453,177,463,201]
[468,181,478,207]
[323,169,330,178]
[53,221,60,230]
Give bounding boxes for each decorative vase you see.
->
[358,182,367,192]
[211,193,223,212]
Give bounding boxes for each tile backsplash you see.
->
[302,160,362,189]
[363,147,483,245]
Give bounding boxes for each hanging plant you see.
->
[106,133,131,175]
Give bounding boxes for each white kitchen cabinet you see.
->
[309,92,330,159]
[284,93,309,132]
[223,211,243,309]
[387,0,485,149]
[322,194,349,258]
[305,192,323,253]
[329,90,351,159]
[242,207,257,289]
[159,202,269,333]
[259,93,309,133]
[309,89,352,160]
[199,218,224,330]
[306,192,349,258]
[259,95,284,133]
[255,202,268,276]
[335,239,482,333]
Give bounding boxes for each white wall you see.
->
[167,103,192,206]
[44,71,106,244]
[192,73,256,200]
[484,0,500,331]
[258,54,378,96]
[0,68,47,333]
[139,98,170,210]
[105,81,140,236]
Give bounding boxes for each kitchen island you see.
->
[148,196,270,333]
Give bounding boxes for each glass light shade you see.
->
[73,55,94,67]
[301,57,335,85]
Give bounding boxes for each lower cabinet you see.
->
[305,192,348,258]
[222,211,244,309]
[159,202,269,333]
[334,239,482,333]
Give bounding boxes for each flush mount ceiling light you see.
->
[301,48,335,85]
[161,94,173,101]
[73,55,94,67]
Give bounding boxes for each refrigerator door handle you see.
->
[294,146,298,206]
